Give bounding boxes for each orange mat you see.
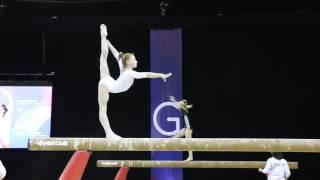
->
[114,167,130,180]
[59,151,92,180]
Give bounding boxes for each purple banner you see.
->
[150,29,183,180]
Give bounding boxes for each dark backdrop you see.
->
[0,14,320,179]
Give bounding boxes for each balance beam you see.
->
[28,138,320,152]
[96,160,299,169]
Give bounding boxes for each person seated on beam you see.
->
[258,152,291,180]
[169,96,193,161]
[98,24,172,138]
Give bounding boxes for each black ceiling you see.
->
[1,0,320,17]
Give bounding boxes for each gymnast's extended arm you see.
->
[107,40,124,71]
[146,72,172,82]
[107,40,120,61]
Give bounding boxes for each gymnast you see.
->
[169,96,193,161]
[98,24,172,138]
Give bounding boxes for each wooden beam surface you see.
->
[28,138,320,152]
[96,160,299,169]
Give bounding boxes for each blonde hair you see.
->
[119,52,134,68]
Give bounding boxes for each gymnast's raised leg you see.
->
[98,24,121,139]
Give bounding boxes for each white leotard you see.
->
[103,69,147,93]
[261,157,291,180]
[102,44,148,93]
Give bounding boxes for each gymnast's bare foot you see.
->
[184,157,193,161]
[106,132,122,139]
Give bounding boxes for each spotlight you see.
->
[0,1,5,16]
[160,1,169,16]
